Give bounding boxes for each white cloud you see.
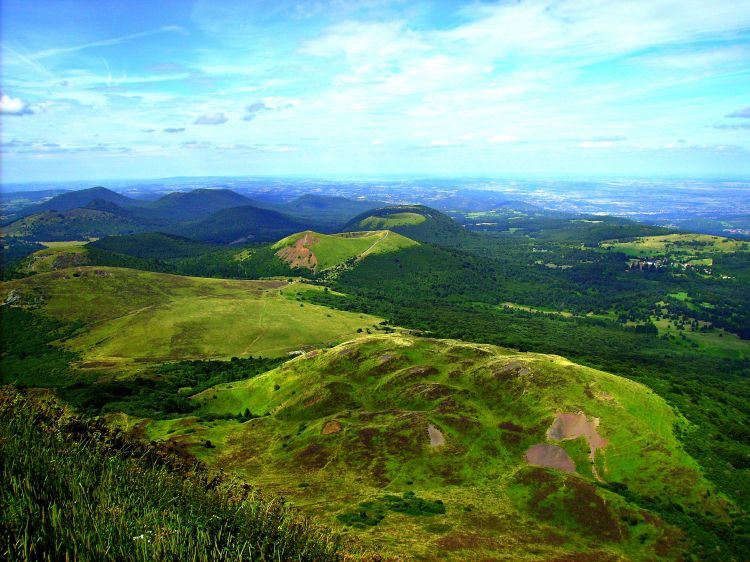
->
[1,94,34,115]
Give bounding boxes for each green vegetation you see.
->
[0,267,382,369]
[0,387,344,561]
[337,492,445,528]
[272,230,418,271]
[157,333,743,560]
[602,233,750,258]
[344,205,464,244]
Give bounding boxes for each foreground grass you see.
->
[0,387,347,561]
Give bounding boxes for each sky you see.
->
[1,0,750,182]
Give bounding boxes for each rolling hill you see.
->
[0,267,383,371]
[271,230,418,271]
[6,186,138,222]
[179,205,310,244]
[277,195,385,230]
[143,188,255,222]
[143,333,729,560]
[343,205,466,244]
[2,207,147,241]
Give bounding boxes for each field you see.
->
[140,333,731,560]
[0,267,382,370]
[602,233,750,258]
[272,230,418,271]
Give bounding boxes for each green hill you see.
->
[0,267,383,371]
[180,205,310,245]
[343,205,466,244]
[278,195,385,230]
[144,188,254,222]
[146,333,732,560]
[7,186,138,222]
[89,232,216,260]
[271,230,418,271]
[3,208,147,241]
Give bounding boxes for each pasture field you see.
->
[0,267,382,370]
[601,233,750,258]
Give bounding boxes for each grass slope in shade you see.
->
[0,267,382,369]
[272,230,418,271]
[156,334,742,561]
[0,387,344,561]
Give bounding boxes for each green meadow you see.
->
[0,267,382,370]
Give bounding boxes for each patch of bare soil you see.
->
[275,232,319,270]
[322,420,342,435]
[428,424,446,447]
[525,443,576,472]
[547,412,608,479]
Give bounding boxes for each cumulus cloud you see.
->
[194,112,228,125]
[725,106,750,118]
[163,127,186,133]
[1,94,34,115]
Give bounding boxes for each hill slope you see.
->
[3,207,147,241]
[179,205,310,245]
[154,333,731,560]
[343,205,466,244]
[144,188,254,222]
[271,230,418,271]
[0,267,382,370]
[278,195,385,230]
[8,187,137,221]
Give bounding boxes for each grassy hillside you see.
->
[343,205,466,244]
[272,230,418,271]
[145,333,741,561]
[0,387,345,561]
[0,267,382,370]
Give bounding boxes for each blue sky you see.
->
[1,0,750,182]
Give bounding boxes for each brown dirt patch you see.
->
[275,232,319,270]
[427,424,445,447]
[322,420,342,435]
[547,412,608,479]
[525,443,576,472]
